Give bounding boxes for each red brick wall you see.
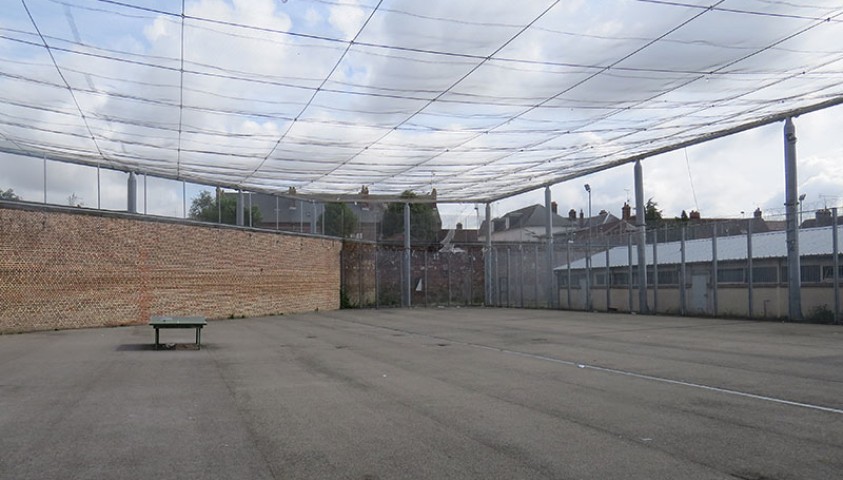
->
[0,204,341,333]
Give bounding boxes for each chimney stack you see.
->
[622,202,631,220]
[551,201,558,214]
[690,210,701,220]
[568,208,577,221]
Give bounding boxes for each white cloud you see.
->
[328,0,365,41]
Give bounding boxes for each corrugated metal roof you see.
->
[557,226,843,270]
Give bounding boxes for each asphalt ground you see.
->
[1,308,841,479]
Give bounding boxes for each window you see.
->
[822,265,843,281]
[611,272,629,286]
[658,269,678,285]
[751,266,778,284]
[802,265,821,283]
[718,268,744,284]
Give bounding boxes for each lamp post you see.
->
[584,184,592,310]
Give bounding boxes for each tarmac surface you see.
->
[1,308,842,479]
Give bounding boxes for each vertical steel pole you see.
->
[375,246,380,309]
[833,207,839,323]
[566,240,572,309]
[468,253,474,306]
[311,201,317,234]
[181,179,185,218]
[585,240,592,311]
[545,186,554,307]
[448,252,453,307]
[358,246,363,307]
[634,159,648,312]
[534,244,540,307]
[275,196,279,230]
[627,234,634,311]
[403,202,411,307]
[747,218,754,317]
[712,223,719,316]
[519,246,525,308]
[653,231,659,312]
[605,236,611,311]
[127,172,137,214]
[424,250,429,307]
[485,203,492,306]
[97,165,101,209]
[680,226,687,315]
[784,118,803,320]
[43,155,47,204]
[236,190,244,226]
[144,174,147,214]
[506,247,512,307]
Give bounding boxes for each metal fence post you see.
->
[605,237,611,311]
[447,251,452,307]
[680,226,687,315]
[833,207,840,323]
[585,240,592,311]
[424,249,429,307]
[653,229,659,313]
[506,247,512,307]
[519,246,525,308]
[712,223,719,316]
[534,244,540,308]
[375,246,380,308]
[627,234,634,311]
[566,240,572,309]
[747,218,754,317]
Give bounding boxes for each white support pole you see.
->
[605,236,611,311]
[236,190,244,226]
[653,232,659,312]
[403,202,411,307]
[634,159,648,313]
[833,207,839,323]
[485,203,492,306]
[712,223,719,316]
[545,186,554,308]
[43,155,47,204]
[627,234,634,311]
[784,118,803,320]
[747,218,754,317]
[127,172,137,213]
[680,226,687,315]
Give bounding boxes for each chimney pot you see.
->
[551,201,558,214]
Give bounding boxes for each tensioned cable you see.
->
[19,0,107,165]
[240,0,385,185]
[367,1,728,192]
[176,0,185,178]
[87,0,843,77]
[303,0,565,190]
[439,4,843,199]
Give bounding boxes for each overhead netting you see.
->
[1,0,843,202]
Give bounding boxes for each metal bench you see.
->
[149,316,207,349]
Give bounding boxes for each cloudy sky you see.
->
[1,0,841,226]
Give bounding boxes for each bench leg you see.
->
[196,327,201,349]
[155,328,160,349]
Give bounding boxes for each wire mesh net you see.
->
[2,0,843,202]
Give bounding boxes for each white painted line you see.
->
[337,316,843,415]
[473,344,843,416]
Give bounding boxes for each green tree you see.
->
[644,198,663,222]
[382,191,441,244]
[320,203,359,238]
[0,188,21,201]
[189,190,261,225]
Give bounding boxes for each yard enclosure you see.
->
[0,202,341,333]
